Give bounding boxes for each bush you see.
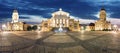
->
[32,25,38,30]
[27,26,32,31]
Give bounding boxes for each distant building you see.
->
[2,9,28,31]
[95,8,112,31]
[41,8,80,31]
[88,23,95,31]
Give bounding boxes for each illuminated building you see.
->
[95,8,112,31]
[113,25,119,31]
[41,19,52,31]
[89,23,95,31]
[86,23,95,31]
[12,10,19,23]
[69,19,80,31]
[41,8,80,31]
[2,9,28,31]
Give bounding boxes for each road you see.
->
[0,31,120,53]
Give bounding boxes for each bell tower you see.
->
[12,9,19,23]
[99,8,106,21]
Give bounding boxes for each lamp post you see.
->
[113,25,118,31]
[2,24,7,31]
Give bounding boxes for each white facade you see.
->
[95,8,112,30]
[12,10,19,23]
[51,8,70,27]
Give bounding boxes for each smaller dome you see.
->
[89,23,95,26]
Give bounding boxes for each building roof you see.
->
[52,8,69,17]
[89,23,95,26]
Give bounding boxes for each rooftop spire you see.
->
[12,9,19,23]
[101,7,105,10]
[13,9,18,13]
[101,4,105,10]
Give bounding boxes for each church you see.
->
[2,9,28,31]
[95,8,112,31]
[41,8,80,31]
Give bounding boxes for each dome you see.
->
[89,23,95,26]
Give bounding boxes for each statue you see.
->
[58,24,63,32]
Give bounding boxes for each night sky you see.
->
[0,0,120,25]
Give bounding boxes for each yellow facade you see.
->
[3,9,27,31]
[23,24,30,31]
[89,26,95,31]
[41,20,52,31]
[95,8,112,31]
[6,22,25,31]
[69,19,80,31]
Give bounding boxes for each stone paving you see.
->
[43,32,75,43]
[0,31,120,53]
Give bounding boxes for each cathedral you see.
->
[95,8,112,31]
[41,8,80,31]
[3,9,27,31]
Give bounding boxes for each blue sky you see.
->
[0,0,120,24]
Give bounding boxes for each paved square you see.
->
[0,31,120,53]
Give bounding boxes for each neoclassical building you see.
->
[41,8,80,31]
[95,8,112,30]
[2,9,28,31]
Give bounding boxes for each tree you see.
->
[32,25,38,30]
[27,26,32,31]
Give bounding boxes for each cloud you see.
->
[70,15,120,25]
[0,0,56,11]
[107,18,120,25]
[83,0,120,6]
[19,14,48,23]
[0,0,31,8]
[0,15,48,24]
[70,16,95,24]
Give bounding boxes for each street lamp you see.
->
[113,25,118,31]
[113,25,117,28]
[119,28,120,31]
[2,24,7,31]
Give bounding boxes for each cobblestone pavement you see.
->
[0,31,120,53]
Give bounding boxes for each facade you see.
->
[69,19,80,31]
[2,9,27,31]
[6,22,24,31]
[41,19,52,31]
[95,8,112,31]
[41,8,80,31]
[89,23,95,31]
[51,8,70,27]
